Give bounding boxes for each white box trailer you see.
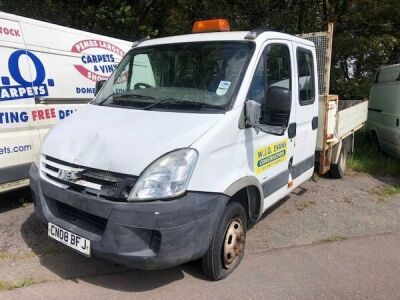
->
[0,12,132,193]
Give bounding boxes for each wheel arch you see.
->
[371,129,381,146]
[224,177,263,225]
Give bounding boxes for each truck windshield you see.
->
[93,41,254,112]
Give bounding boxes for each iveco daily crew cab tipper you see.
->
[368,63,400,158]
[30,20,367,280]
[0,12,131,193]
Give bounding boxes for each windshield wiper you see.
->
[97,91,122,106]
[142,98,226,111]
[97,91,156,106]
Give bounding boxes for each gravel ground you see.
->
[0,171,399,286]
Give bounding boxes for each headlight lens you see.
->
[128,148,198,201]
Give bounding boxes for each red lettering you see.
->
[37,110,44,120]
[32,109,57,121]
[50,108,56,118]
[0,27,22,37]
[44,108,50,119]
[31,110,38,121]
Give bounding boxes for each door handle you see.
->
[288,123,296,138]
[396,118,399,127]
[312,116,318,130]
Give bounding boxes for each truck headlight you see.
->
[128,148,198,201]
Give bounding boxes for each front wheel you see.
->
[201,202,247,281]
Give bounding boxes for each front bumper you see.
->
[30,164,229,270]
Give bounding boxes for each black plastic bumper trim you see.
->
[262,170,289,198]
[29,164,229,270]
[291,155,315,179]
[0,162,31,184]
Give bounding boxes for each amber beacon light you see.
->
[192,19,231,33]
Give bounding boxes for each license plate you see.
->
[48,222,91,256]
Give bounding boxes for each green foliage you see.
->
[375,185,400,197]
[348,130,400,178]
[0,0,398,98]
[0,278,36,291]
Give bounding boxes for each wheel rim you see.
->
[223,217,245,269]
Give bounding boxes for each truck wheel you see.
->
[331,148,348,178]
[371,131,380,149]
[202,202,247,281]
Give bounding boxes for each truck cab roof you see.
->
[137,31,315,48]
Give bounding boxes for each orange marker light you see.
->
[192,19,230,33]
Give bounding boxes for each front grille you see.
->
[56,201,107,234]
[41,156,137,201]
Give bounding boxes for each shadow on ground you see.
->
[0,187,31,213]
[18,182,303,291]
[18,170,399,292]
[20,213,209,292]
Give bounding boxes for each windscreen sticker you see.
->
[216,80,231,96]
[254,139,288,175]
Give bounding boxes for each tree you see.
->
[0,0,398,98]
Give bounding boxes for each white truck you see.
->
[0,12,132,193]
[30,20,367,280]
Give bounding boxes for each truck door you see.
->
[291,44,318,178]
[247,40,295,208]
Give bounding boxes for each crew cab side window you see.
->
[248,44,292,128]
[297,49,315,105]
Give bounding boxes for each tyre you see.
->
[371,131,380,150]
[201,201,247,281]
[331,147,348,178]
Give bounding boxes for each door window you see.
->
[247,44,292,129]
[297,49,315,105]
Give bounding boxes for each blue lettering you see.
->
[8,50,46,86]
[0,85,48,101]
[59,109,75,120]
[59,110,65,120]
[20,112,28,122]
[10,112,19,123]
[0,111,30,124]
[75,87,95,94]
[1,50,54,102]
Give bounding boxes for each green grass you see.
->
[348,130,400,178]
[376,185,400,197]
[320,235,347,243]
[0,278,36,291]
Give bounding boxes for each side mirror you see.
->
[95,80,106,96]
[245,100,261,131]
[264,86,291,113]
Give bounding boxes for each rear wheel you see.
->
[201,202,247,281]
[371,131,380,149]
[331,147,348,178]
